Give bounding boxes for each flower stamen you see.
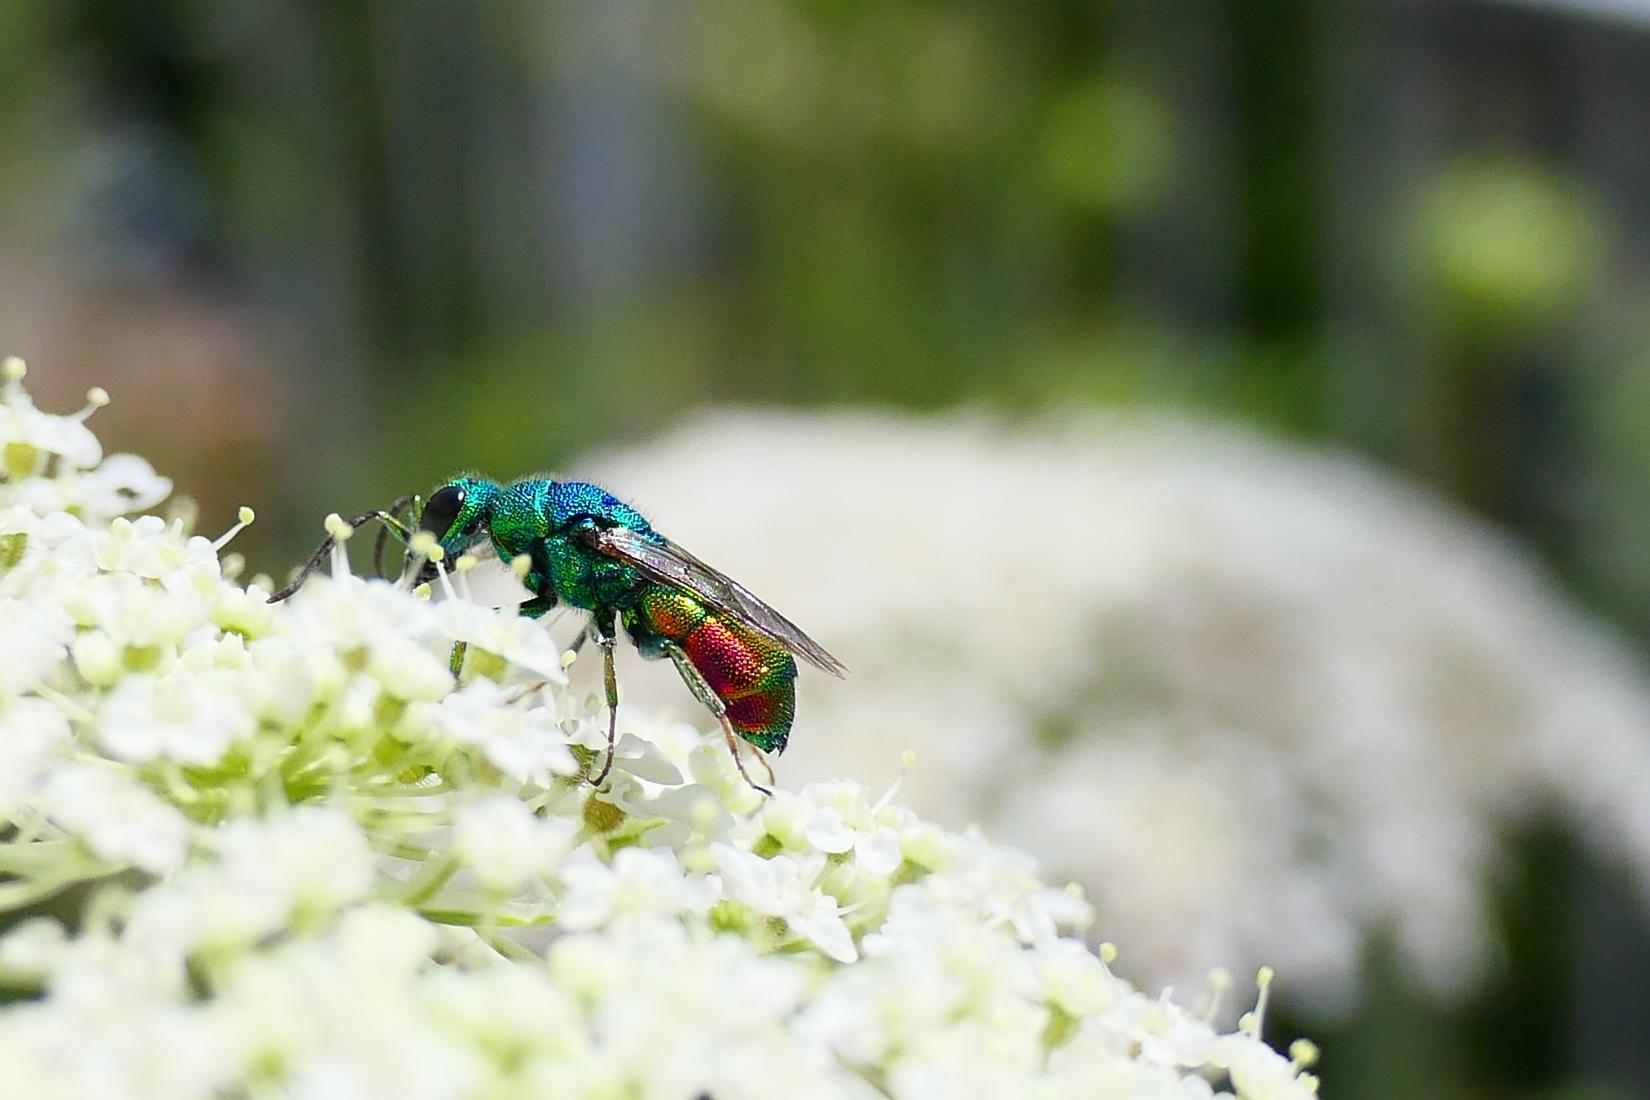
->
[454,552,478,603]
[407,532,454,601]
[213,506,256,552]
[324,513,355,578]
[1202,966,1232,1023]
[71,387,110,423]
[873,748,916,814]
[400,531,441,592]
[2,356,25,405]
[1239,965,1274,1038]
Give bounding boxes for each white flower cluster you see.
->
[0,359,1316,1099]
[584,407,1650,1012]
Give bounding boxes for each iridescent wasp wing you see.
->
[576,522,847,677]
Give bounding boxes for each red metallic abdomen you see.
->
[633,586,798,753]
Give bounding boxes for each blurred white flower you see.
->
[0,700,71,817]
[436,595,571,682]
[0,369,102,474]
[99,668,257,764]
[218,808,378,922]
[125,809,376,958]
[451,794,576,893]
[712,842,860,962]
[416,677,578,783]
[35,764,191,874]
[95,514,188,578]
[585,406,1650,1010]
[557,846,718,929]
[73,452,174,515]
[0,596,73,697]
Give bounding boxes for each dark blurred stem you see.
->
[1232,0,1327,426]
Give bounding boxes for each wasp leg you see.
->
[662,641,772,797]
[373,493,421,580]
[751,745,777,787]
[589,613,620,787]
[518,595,557,621]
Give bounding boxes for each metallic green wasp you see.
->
[271,476,845,794]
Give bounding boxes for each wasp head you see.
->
[413,475,497,585]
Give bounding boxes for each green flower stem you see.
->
[0,869,115,912]
[0,841,106,877]
[399,856,459,907]
[475,928,538,963]
[416,907,555,929]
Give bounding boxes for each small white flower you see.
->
[70,630,122,686]
[94,514,182,579]
[125,870,289,962]
[0,699,71,816]
[452,794,576,892]
[35,764,191,873]
[711,843,858,962]
[0,392,102,472]
[603,730,685,786]
[75,452,174,517]
[1208,1032,1316,1100]
[211,583,276,638]
[803,806,858,853]
[238,635,342,730]
[635,782,735,845]
[365,632,453,701]
[280,574,441,663]
[556,846,718,929]
[99,669,257,765]
[71,570,211,651]
[217,808,377,923]
[0,596,72,697]
[127,810,378,960]
[799,800,904,876]
[436,598,570,683]
[419,679,576,783]
[855,826,903,877]
[0,919,68,982]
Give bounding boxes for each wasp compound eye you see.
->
[420,485,465,535]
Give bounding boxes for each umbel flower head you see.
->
[0,358,1316,1100]
[583,407,1650,1013]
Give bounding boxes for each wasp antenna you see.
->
[266,507,388,604]
[268,535,334,603]
[372,520,393,582]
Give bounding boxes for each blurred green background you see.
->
[4,1,1650,1096]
